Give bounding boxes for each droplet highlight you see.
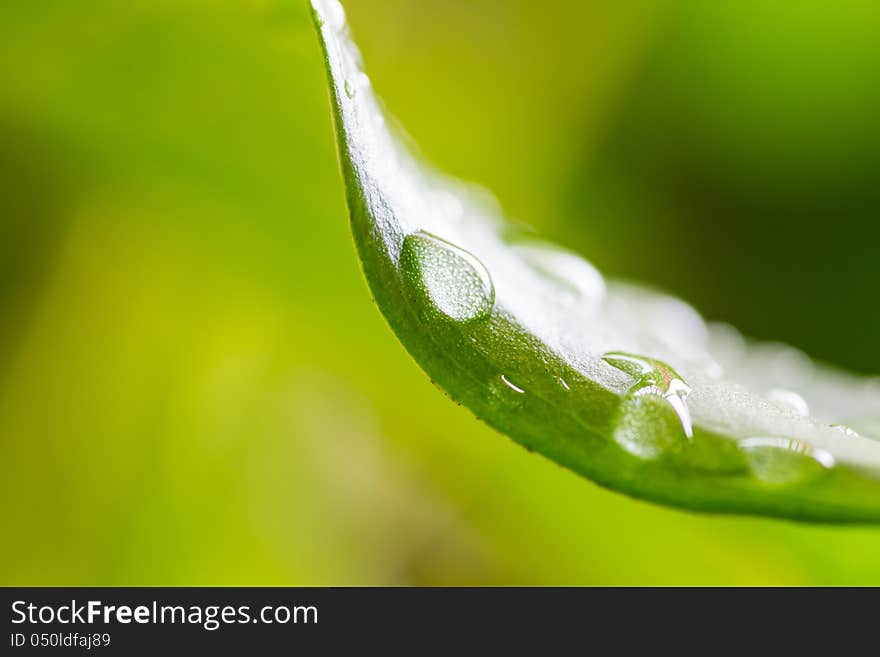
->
[500,374,525,394]
[603,352,693,439]
[738,437,834,485]
[400,231,495,323]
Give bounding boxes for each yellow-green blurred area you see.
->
[2,0,880,585]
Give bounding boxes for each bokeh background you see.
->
[2,0,880,585]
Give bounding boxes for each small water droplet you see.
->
[738,437,834,485]
[558,377,570,391]
[603,352,693,439]
[766,388,809,417]
[500,374,525,394]
[344,79,356,98]
[400,231,495,323]
[829,423,860,437]
[511,240,605,306]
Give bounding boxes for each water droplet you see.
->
[609,395,684,459]
[400,231,495,323]
[603,352,693,439]
[766,388,809,417]
[558,377,570,391]
[738,437,834,485]
[500,374,525,394]
[344,79,356,98]
[829,423,860,437]
[511,240,605,306]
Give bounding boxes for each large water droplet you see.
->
[738,437,834,485]
[766,388,809,417]
[603,352,693,439]
[400,231,495,323]
[609,395,685,459]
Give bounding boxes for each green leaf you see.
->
[310,0,880,522]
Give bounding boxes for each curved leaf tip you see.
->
[310,0,880,522]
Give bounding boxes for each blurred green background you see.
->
[2,0,880,585]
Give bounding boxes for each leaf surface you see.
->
[311,0,880,522]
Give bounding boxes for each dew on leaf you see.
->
[602,352,693,439]
[510,239,605,307]
[829,423,860,437]
[311,0,880,521]
[766,388,810,417]
[739,437,834,485]
[400,231,495,323]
